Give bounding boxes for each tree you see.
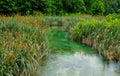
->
[84,0,93,14]
[104,0,119,15]
[62,0,86,13]
[44,0,64,15]
[0,0,17,15]
[90,0,105,15]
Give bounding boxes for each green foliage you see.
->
[0,0,17,15]
[0,0,120,15]
[104,0,120,15]
[16,0,31,15]
[84,0,93,14]
[62,0,86,13]
[0,16,47,76]
[84,0,105,15]
[70,14,120,60]
[106,14,120,21]
[44,0,64,15]
[90,0,105,15]
[45,0,86,15]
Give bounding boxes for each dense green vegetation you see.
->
[0,16,47,76]
[0,14,120,76]
[0,0,120,15]
[0,0,120,75]
[70,14,120,61]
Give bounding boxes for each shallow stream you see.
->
[37,27,120,76]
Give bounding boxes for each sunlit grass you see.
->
[0,14,119,76]
[0,16,48,76]
[70,14,120,61]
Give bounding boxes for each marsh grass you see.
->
[0,15,83,76]
[0,16,48,76]
[70,14,120,61]
[0,14,118,76]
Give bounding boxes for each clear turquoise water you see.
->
[37,27,120,76]
[37,52,120,76]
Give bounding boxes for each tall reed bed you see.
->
[0,16,48,76]
[70,14,120,61]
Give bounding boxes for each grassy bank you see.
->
[0,16,48,76]
[0,14,119,75]
[70,14,120,61]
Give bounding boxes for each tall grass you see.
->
[0,14,116,75]
[70,14,120,61]
[0,16,48,76]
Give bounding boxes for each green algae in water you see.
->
[36,26,120,76]
[47,26,97,54]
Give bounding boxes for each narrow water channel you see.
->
[37,27,120,76]
[37,52,120,76]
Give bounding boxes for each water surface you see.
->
[37,52,120,76]
[37,27,120,76]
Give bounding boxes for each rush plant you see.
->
[70,14,120,61]
[0,16,47,76]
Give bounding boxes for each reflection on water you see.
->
[37,52,120,76]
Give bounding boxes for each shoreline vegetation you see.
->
[0,0,120,75]
[0,16,48,76]
[0,13,120,76]
[70,14,120,61]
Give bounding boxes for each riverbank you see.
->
[70,14,120,61]
[0,16,47,76]
[37,26,120,76]
[0,14,119,76]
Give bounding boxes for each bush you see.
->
[0,0,17,15]
[106,14,120,21]
[90,0,105,15]
[0,0,120,15]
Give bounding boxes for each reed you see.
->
[70,14,120,61]
[0,16,47,76]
